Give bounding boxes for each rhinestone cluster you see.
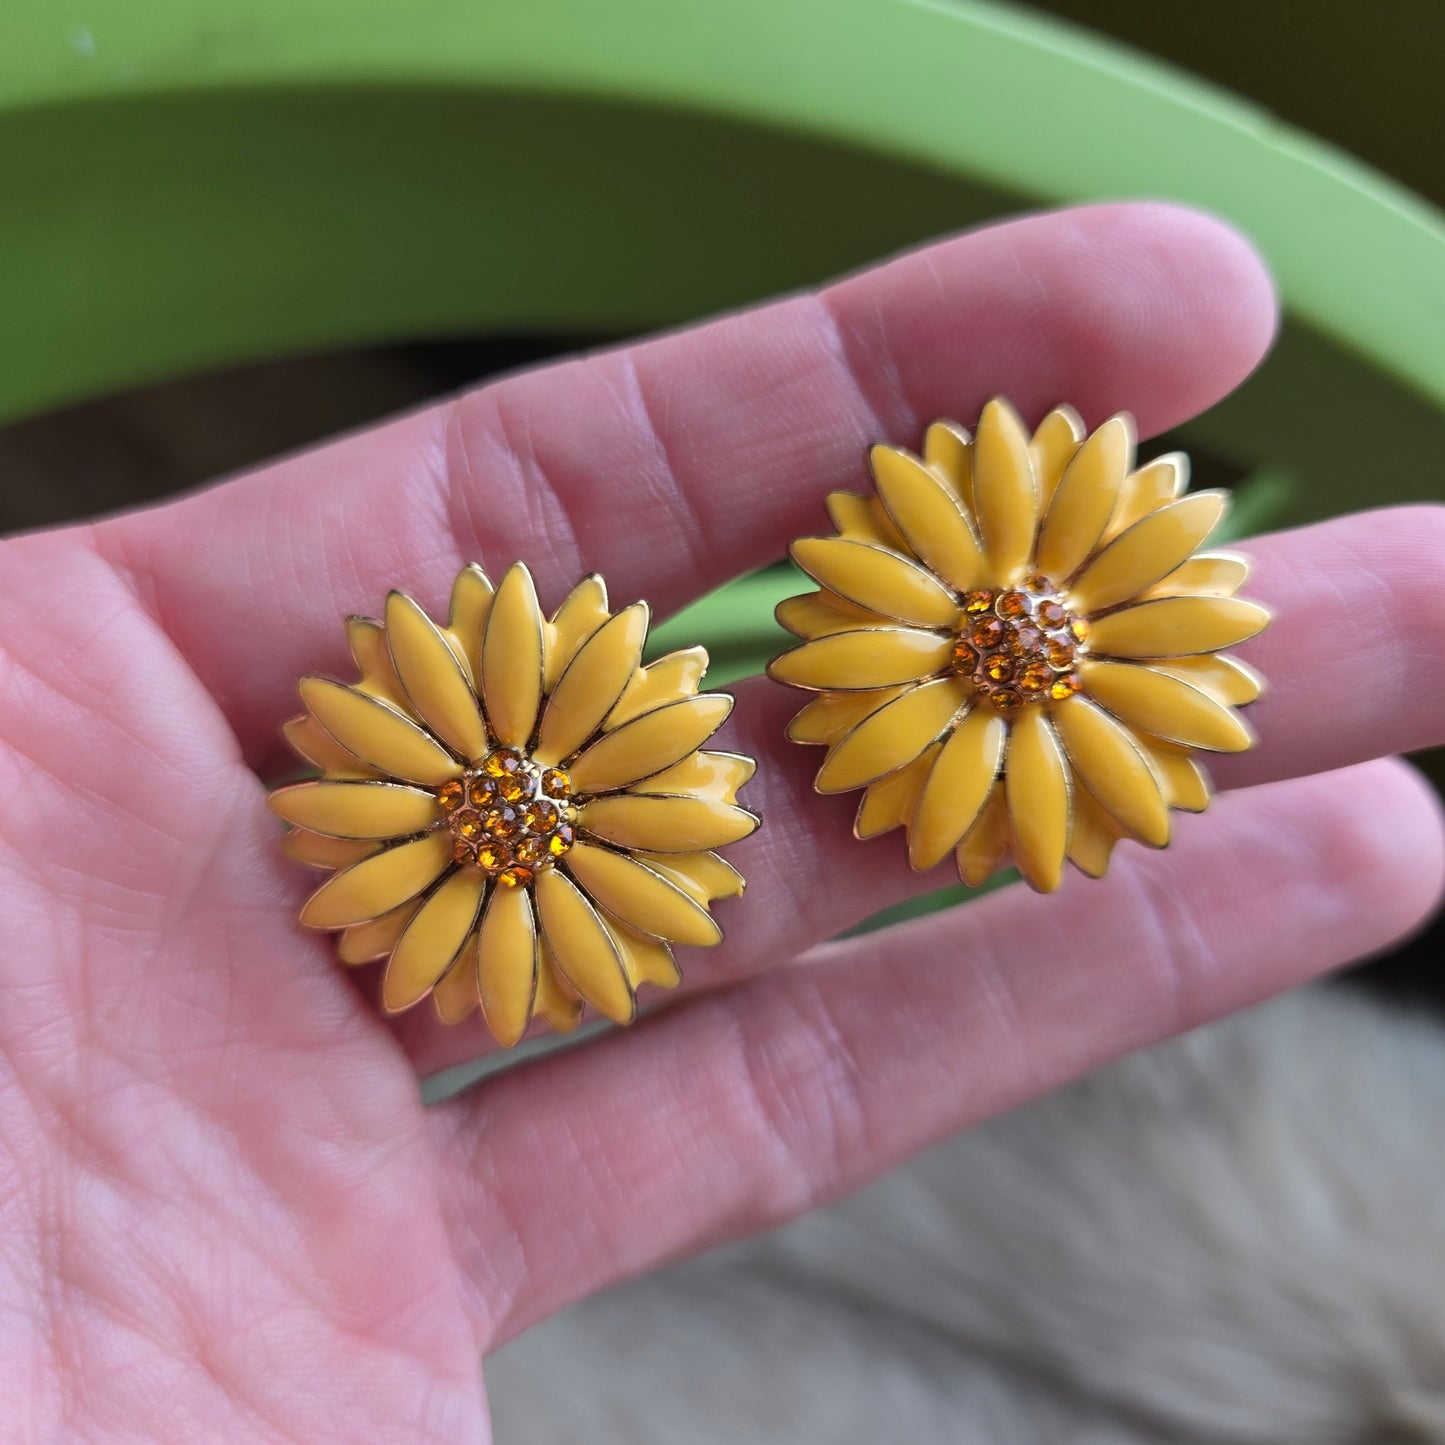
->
[437,748,576,887]
[951,574,1088,714]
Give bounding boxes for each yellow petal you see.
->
[477,884,539,1047]
[786,687,907,745]
[908,707,1005,869]
[776,590,881,640]
[790,538,960,629]
[301,677,462,786]
[1068,785,1123,878]
[825,491,909,552]
[534,938,584,1033]
[1082,661,1255,753]
[1004,708,1070,893]
[956,786,1008,888]
[569,695,733,794]
[580,795,758,852]
[346,616,408,707]
[856,743,938,839]
[971,398,1038,584]
[386,591,488,760]
[1069,492,1228,615]
[1051,696,1169,847]
[338,899,420,965]
[381,868,485,1013]
[1150,654,1264,706]
[1140,551,1249,600]
[534,867,635,1024]
[817,677,967,793]
[432,939,481,1025]
[269,780,441,839]
[535,603,649,765]
[768,629,954,691]
[481,562,544,747]
[630,750,755,803]
[1034,414,1132,581]
[445,564,494,679]
[282,829,378,871]
[871,445,986,592]
[565,842,722,947]
[1141,741,1212,812]
[638,850,745,902]
[283,714,377,778]
[606,646,709,728]
[922,420,974,511]
[1030,405,1085,508]
[1088,596,1270,659]
[606,917,681,990]
[299,831,454,928]
[545,574,610,692]
[1106,454,1187,541]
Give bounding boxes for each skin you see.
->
[0,201,1441,1442]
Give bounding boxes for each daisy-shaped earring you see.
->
[270,563,757,1046]
[769,398,1269,892]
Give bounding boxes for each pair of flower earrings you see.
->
[270,400,1268,1046]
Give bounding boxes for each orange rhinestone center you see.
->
[951,575,1088,713]
[436,748,576,888]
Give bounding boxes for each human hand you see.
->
[2,202,1440,1441]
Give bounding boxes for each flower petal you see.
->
[785,687,907,745]
[922,420,974,511]
[338,899,420,965]
[637,850,745,902]
[381,868,485,1013]
[481,562,544,747]
[817,677,967,793]
[1069,492,1228,615]
[269,780,441,839]
[346,617,408,708]
[535,602,649,765]
[1106,454,1187,541]
[569,695,733,795]
[957,786,1008,888]
[432,938,482,1025]
[1004,708,1070,893]
[1141,741,1212,812]
[971,398,1038,584]
[301,677,461,786]
[1052,696,1169,847]
[1067,785,1123,878]
[299,831,454,928]
[1030,405,1085,509]
[1149,653,1264,706]
[564,842,722,947]
[445,564,494,680]
[386,591,488,760]
[477,884,539,1047]
[606,917,681,990]
[282,829,378,871]
[606,646,709,728]
[825,491,910,552]
[1082,660,1255,753]
[534,938,584,1033]
[908,706,1006,869]
[790,538,960,628]
[768,629,954,691]
[1088,596,1270,659]
[775,591,877,640]
[1140,551,1249,601]
[1034,414,1132,581]
[871,445,986,592]
[628,749,755,803]
[534,867,635,1024]
[283,714,378,778]
[856,743,938,839]
[545,574,610,692]
[580,795,758,852]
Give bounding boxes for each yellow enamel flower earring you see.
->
[270,563,757,1045]
[769,398,1269,892]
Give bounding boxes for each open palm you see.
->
[3,204,1441,1442]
